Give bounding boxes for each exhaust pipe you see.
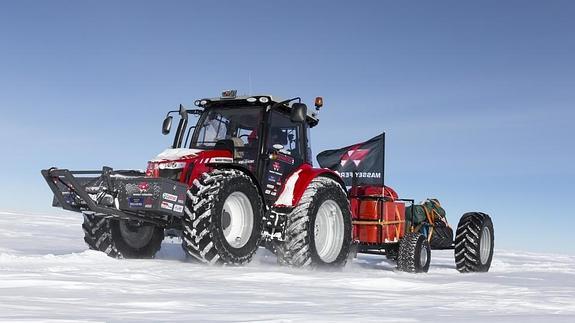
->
[172,104,188,148]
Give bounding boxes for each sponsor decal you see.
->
[271,191,277,196]
[128,197,144,207]
[266,184,275,189]
[237,159,255,164]
[276,154,294,165]
[267,174,279,183]
[144,197,153,208]
[272,161,282,172]
[161,201,174,211]
[133,193,153,197]
[209,157,233,163]
[173,204,184,213]
[162,192,178,202]
[269,170,282,176]
[158,161,186,170]
[337,171,382,178]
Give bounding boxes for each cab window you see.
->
[267,110,303,159]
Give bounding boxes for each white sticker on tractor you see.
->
[161,201,174,211]
[173,204,184,213]
[162,193,178,202]
[209,157,233,163]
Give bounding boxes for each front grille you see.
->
[158,169,182,181]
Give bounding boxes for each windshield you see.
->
[190,106,263,148]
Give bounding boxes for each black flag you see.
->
[317,133,385,186]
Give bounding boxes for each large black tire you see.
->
[109,219,164,258]
[454,212,494,273]
[385,245,399,261]
[277,177,352,268]
[182,169,264,265]
[82,213,120,256]
[82,213,164,259]
[397,232,431,273]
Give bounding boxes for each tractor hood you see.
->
[146,148,233,179]
[150,148,203,162]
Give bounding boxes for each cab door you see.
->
[261,109,306,204]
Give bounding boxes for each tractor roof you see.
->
[195,94,319,127]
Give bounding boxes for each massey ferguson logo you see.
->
[137,182,150,192]
[340,145,370,167]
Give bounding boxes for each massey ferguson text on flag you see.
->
[316,133,385,186]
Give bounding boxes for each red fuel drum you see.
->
[350,186,406,244]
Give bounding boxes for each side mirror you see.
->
[290,103,307,123]
[162,116,173,135]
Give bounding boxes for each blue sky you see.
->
[1,1,574,254]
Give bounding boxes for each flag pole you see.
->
[382,132,385,190]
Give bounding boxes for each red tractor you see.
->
[42,91,494,273]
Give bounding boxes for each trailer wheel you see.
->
[277,177,352,268]
[385,245,399,261]
[82,213,163,258]
[454,212,494,273]
[182,169,264,265]
[397,232,431,273]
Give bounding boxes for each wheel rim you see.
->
[419,243,428,267]
[222,191,254,249]
[314,200,345,263]
[480,227,492,265]
[119,221,154,249]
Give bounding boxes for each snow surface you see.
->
[1,211,574,322]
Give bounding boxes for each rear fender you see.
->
[274,164,346,208]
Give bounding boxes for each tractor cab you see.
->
[158,91,323,203]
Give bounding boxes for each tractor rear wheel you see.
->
[397,232,431,273]
[82,213,164,258]
[277,177,352,268]
[454,212,494,273]
[182,169,264,265]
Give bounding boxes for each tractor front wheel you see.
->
[109,219,164,258]
[182,169,264,265]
